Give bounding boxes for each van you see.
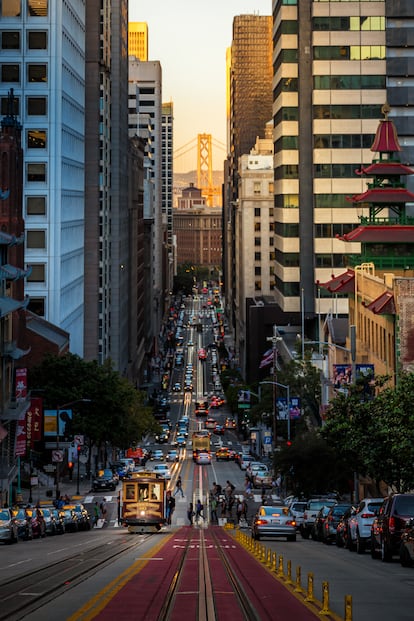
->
[119,457,135,471]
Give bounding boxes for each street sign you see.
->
[238,404,251,409]
[263,436,272,444]
[74,434,84,446]
[52,449,64,463]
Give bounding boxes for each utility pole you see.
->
[266,325,282,451]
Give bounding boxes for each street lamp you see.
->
[266,326,283,449]
[259,381,291,442]
[55,399,91,500]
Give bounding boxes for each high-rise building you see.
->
[128,58,164,342]
[272,0,413,336]
[84,1,131,376]
[224,13,273,339]
[128,21,148,60]
[0,0,86,355]
[162,101,174,301]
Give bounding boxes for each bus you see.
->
[192,430,211,461]
[121,471,166,534]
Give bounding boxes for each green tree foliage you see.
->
[322,373,414,493]
[29,353,158,450]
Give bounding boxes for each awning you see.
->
[320,269,355,293]
[347,187,414,204]
[0,295,30,318]
[356,162,414,177]
[365,291,395,315]
[339,225,414,243]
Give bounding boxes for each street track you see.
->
[0,534,149,621]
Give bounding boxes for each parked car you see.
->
[43,505,65,535]
[0,508,18,544]
[64,504,91,531]
[61,508,79,532]
[347,497,383,553]
[300,498,337,539]
[28,508,46,538]
[13,508,33,540]
[312,505,333,541]
[335,506,354,548]
[371,494,414,561]
[195,452,211,465]
[251,505,297,541]
[289,501,307,529]
[399,517,414,567]
[322,503,353,544]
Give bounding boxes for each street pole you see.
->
[55,414,60,500]
[266,326,282,452]
[76,449,80,496]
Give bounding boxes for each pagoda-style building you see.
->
[321,106,414,384]
[341,103,414,271]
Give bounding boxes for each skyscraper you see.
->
[0,0,86,355]
[128,22,148,60]
[272,0,398,331]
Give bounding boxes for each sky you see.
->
[128,0,272,172]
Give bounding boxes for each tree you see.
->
[322,373,414,493]
[29,353,158,457]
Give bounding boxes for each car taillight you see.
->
[255,519,268,525]
[361,513,375,519]
[287,520,296,527]
[389,517,395,532]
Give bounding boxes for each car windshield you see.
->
[366,501,382,513]
[0,509,10,520]
[308,500,336,510]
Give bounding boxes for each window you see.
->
[254,252,261,261]
[254,222,261,232]
[26,196,46,215]
[27,63,47,82]
[28,31,47,49]
[27,162,46,182]
[1,0,21,17]
[2,31,20,49]
[255,267,261,276]
[26,230,45,248]
[27,297,45,316]
[254,237,261,247]
[268,182,274,194]
[1,94,19,115]
[27,96,46,115]
[255,281,261,291]
[254,208,261,217]
[27,0,48,17]
[1,64,20,82]
[27,263,45,282]
[27,129,46,149]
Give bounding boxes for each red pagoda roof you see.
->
[365,291,395,315]
[340,225,414,243]
[371,118,401,153]
[347,187,414,204]
[320,269,355,293]
[356,162,414,177]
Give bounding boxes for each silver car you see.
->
[251,505,297,541]
[0,508,19,544]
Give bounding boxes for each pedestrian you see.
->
[117,492,121,525]
[195,499,204,522]
[236,498,244,524]
[245,476,252,498]
[100,498,107,523]
[187,502,194,526]
[210,496,218,524]
[261,485,267,505]
[225,480,235,498]
[93,501,100,527]
[166,491,176,526]
[174,475,184,498]
[246,464,253,483]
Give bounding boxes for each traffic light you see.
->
[68,461,74,469]
[286,440,292,447]
[77,445,81,455]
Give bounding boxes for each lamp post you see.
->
[55,399,91,500]
[259,381,291,442]
[266,326,283,449]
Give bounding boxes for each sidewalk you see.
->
[18,474,93,507]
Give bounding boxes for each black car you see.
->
[400,517,414,567]
[93,469,117,492]
[321,503,353,544]
[371,493,414,561]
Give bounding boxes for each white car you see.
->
[151,464,171,479]
[347,497,384,553]
[196,452,211,465]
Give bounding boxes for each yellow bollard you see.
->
[267,548,272,568]
[295,566,302,593]
[305,572,315,602]
[344,595,353,621]
[285,559,293,585]
[277,554,284,577]
[272,551,277,572]
[261,545,266,563]
[319,581,331,615]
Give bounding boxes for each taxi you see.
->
[225,418,237,429]
[215,446,231,461]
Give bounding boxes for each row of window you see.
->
[274,251,348,268]
[275,163,372,180]
[1,30,47,49]
[314,46,385,61]
[1,0,48,18]
[275,73,385,97]
[1,63,47,82]
[1,94,46,115]
[274,194,353,209]
[274,104,382,123]
[313,16,385,31]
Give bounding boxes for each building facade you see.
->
[0,0,86,355]
[128,21,148,60]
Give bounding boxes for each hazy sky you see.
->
[128,0,272,172]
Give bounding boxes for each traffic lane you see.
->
[254,534,414,621]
